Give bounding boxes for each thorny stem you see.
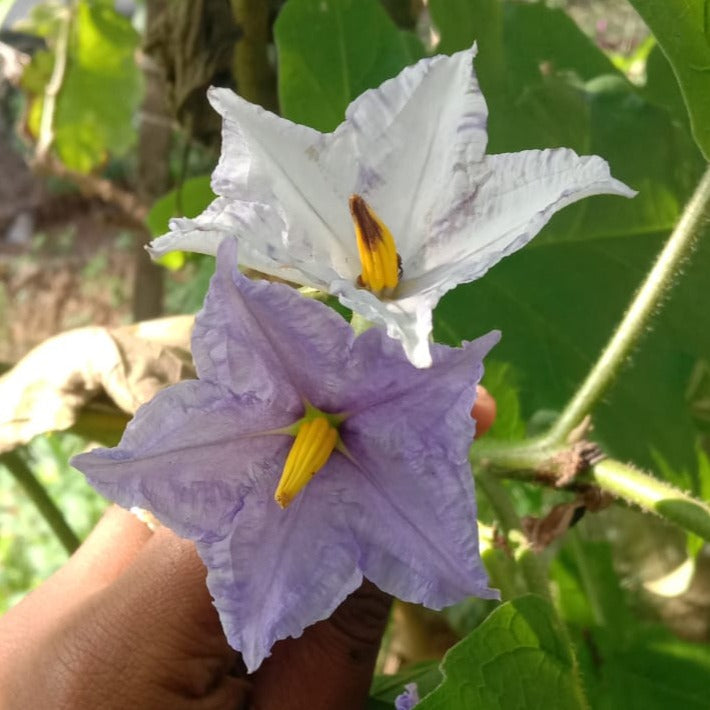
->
[546,165,710,446]
[590,459,710,541]
[1,450,80,555]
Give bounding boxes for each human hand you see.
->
[0,389,495,710]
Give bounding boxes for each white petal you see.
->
[343,45,488,258]
[332,279,436,368]
[207,88,359,277]
[405,148,636,292]
[148,197,338,289]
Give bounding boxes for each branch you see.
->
[1,450,80,555]
[35,2,73,161]
[590,458,710,541]
[472,443,710,541]
[230,0,278,112]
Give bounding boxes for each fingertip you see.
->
[472,385,496,438]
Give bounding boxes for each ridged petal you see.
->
[337,332,500,605]
[72,381,293,542]
[197,458,362,672]
[343,46,488,256]
[194,239,354,406]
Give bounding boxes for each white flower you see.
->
[149,45,634,367]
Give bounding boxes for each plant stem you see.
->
[36,2,73,161]
[590,458,710,541]
[545,165,710,446]
[1,450,80,554]
[475,471,551,599]
[230,0,278,112]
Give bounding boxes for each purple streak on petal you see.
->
[395,683,420,710]
[72,380,293,542]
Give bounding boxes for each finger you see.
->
[64,504,155,587]
[0,504,154,645]
[472,385,496,438]
[250,580,391,710]
[74,527,239,698]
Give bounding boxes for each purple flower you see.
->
[72,239,499,671]
[395,682,420,710]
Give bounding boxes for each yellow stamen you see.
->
[349,194,400,294]
[275,416,338,508]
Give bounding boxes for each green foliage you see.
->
[417,595,586,709]
[431,0,708,477]
[553,536,710,709]
[0,435,106,611]
[22,0,141,172]
[274,0,424,131]
[626,0,710,159]
[147,176,216,270]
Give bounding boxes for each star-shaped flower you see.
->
[72,238,500,672]
[149,45,634,367]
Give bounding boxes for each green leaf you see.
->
[478,361,526,442]
[626,0,710,159]
[417,595,585,709]
[146,176,215,237]
[25,0,141,172]
[274,0,424,132]
[435,66,707,472]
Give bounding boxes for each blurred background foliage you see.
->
[0,0,709,707]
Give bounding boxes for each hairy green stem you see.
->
[590,459,710,541]
[473,442,710,541]
[1,450,80,554]
[545,165,710,446]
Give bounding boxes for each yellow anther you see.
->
[349,194,400,294]
[275,416,338,508]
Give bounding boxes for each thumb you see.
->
[250,580,391,710]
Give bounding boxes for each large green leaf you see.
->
[435,77,706,474]
[24,0,141,172]
[274,0,424,132]
[430,1,707,475]
[626,0,710,159]
[417,595,585,709]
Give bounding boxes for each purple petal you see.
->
[72,380,295,542]
[193,238,355,408]
[196,456,363,672]
[339,334,500,606]
[395,683,420,710]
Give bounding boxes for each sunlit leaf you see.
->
[417,595,585,709]
[24,0,141,172]
[626,0,710,159]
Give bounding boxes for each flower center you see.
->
[349,194,401,295]
[275,410,339,508]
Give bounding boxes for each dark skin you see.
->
[0,389,496,709]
